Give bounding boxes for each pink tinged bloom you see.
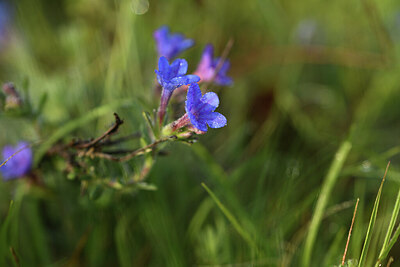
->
[195,44,233,86]
[1,141,33,181]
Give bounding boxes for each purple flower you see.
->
[156,56,200,124]
[1,142,33,181]
[195,44,233,86]
[185,83,227,132]
[153,25,194,60]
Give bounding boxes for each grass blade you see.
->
[376,190,400,266]
[358,162,390,267]
[377,223,400,265]
[201,182,258,252]
[302,140,352,266]
[377,187,400,264]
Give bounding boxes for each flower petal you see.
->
[170,33,184,45]
[201,92,219,108]
[153,26,169,42]
[195,44,215,81]
[153,26,194,59]
[185,83,202,114]
[198,44,213,71]
[169,59,188,76]
[177,60,188,76]
[155,70,163,85]
[206,112,227,129]
[220,60,230,74]
[170,75,200,87]
[213,59,232,86]
[1,142,33,180]
[189,114,208,132]
[158,56,169,74]
[153,26,169,56]
[179,39,195,52]
[2,145,14,159]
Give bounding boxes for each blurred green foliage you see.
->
[1,0,400,266]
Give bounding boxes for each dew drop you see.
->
[361,160,371,172]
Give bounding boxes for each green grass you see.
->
[1,0,400,266]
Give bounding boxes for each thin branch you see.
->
[87,136,177,162]
[73,113,123,149]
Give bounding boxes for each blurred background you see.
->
[1,0,400,266]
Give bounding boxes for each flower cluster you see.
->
[155,56,200,124]
[0,26,233,187]
[153,26,232,133]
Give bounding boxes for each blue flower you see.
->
[1,142,33,181]
[153,25,194,60]
[155,56,200,92]
[156,56,200,124]
[185,83,227,132]
[195,44,233,86]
